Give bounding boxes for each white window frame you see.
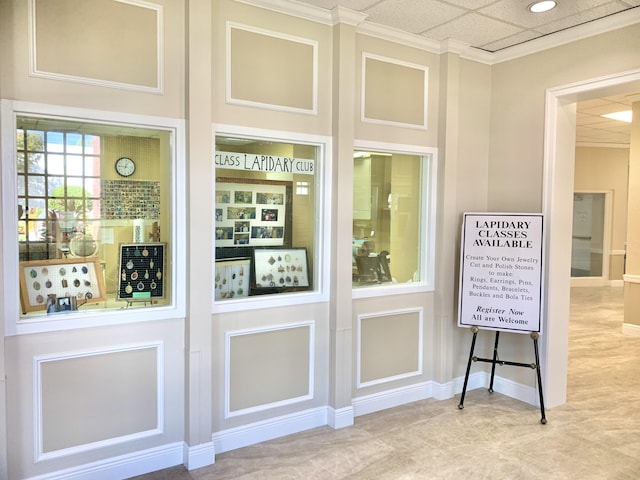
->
[1,100,186,336]
[212,124,332,314]
[351,141,437,299]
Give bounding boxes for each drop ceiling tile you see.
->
[478,0,617,29]
[423,12,523,44]
[478,29,543,51]
[365,0,465,34]
[536,2,636,34]
[439,0,495,9]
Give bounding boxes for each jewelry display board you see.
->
[118,243,166,301]
[215,178,290,247]
[214,257,251,300]
[19,257,107,313]
[253,248,309,290]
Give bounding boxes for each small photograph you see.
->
[216,190,231,204]
[215,208,223,222]
[235,221,250,233]
[234,233,250,245]
[261,208,279,221]
[234,190,253,204]
[227,207,256,219]
[251,226,284,239]
[256,192,284,205]
[215,227,233,240]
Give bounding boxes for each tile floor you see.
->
[133,286,640,479]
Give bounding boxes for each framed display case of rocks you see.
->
[253,247,310,291]
[118,243,166,302]
[19,257,107,314]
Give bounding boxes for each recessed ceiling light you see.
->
[528,1,557,13]
[601,110,633,123]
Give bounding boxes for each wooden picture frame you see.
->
[19,257,107,314]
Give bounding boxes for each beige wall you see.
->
[2,0,640,478]
[574,146,629,280]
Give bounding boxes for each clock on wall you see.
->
[115,157,136,177]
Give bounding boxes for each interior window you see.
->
[214,135,319,301]
[352,149,430,288]
[16,116,172,317]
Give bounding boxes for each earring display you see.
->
[214,257,251,300]
[117,243,166,301]
[19,257,107,314]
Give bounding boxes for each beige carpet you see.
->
[133,286,640,479]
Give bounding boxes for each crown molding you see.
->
[234,1,640,65]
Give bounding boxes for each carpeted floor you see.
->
[133,286,640,479]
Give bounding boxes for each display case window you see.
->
[214,133,327,306]
[2,102,184,332]
[352,147,436,294]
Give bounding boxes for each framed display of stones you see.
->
[118,243,166,302]
[253,248,310,290]
[214,257,250,300]
[19,257,107,314]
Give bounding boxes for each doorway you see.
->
[544,68,640,408]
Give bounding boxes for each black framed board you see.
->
[118,243,166,301]
[457,213,544,334]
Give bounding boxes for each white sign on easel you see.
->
[457,213,544,334]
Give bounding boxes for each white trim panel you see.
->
[226,22,318,115]
[361,52,429,130]
[33,342,164,462]
[28,0,164,94]
[356,308,423,389]
[224,321,315,418]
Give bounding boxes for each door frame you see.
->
[543,68,640,408]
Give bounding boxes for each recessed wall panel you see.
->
[229,24,316,112]
[33,0,160,89]
[363,54,427,128]
[228,323,312,414]
[38,345,159,455]
[359,310,422,386]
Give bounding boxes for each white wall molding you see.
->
[623,274,640,284]
[33,343,164,462]
[28,0,164,94]
[25,442,183,480]
[327,406,355,429]
[622,323,640,337]
[183,441,215,471]
[213,407,328,454]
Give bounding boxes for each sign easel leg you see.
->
[488,331,500,394]
[532,332,547,424]
[458,326,478,409]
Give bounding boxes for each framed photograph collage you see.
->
[215,179,287,247]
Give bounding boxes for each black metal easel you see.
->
[457,326,547,424]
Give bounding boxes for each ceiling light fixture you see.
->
[601,111,633,123]
[528,1,557,13]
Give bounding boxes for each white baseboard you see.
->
[183,441,215,471]
[622,323,640,337]
[327,405,354,429]
[213,406,328,454]
[27,442,184,480]
[609,279,624,287]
